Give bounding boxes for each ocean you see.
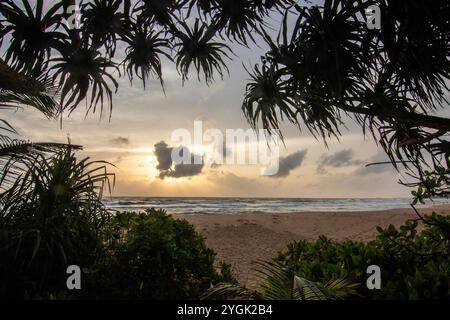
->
[102,197,450,215]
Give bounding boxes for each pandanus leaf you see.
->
[122,23,171,90]
[174,19,232,84]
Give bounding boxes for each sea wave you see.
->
[102,197,450,215]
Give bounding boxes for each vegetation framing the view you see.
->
[0,0,449,300]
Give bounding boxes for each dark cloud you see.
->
[317,149,363,174]
[268,149,308,178]
[110,136,130,146]
[154,141,173,171]
[355,151,397,176]
[154,141,204,179]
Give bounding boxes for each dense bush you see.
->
[85,209,234,300]
[276,213,450,299]
[0,150,111,299]
[0,149,233,300]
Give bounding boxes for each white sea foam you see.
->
[102,197,450,215]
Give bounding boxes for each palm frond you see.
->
[294,276,359,300]
[256,260,359,300]
[0,137,82,192]
[0,0,66,74]
[122,22,171,90]
[0,58,61,118]
[135,0,182,28]
[174,19,233,84]
[0,90,60,119]
[203,260,359,300]
[50,39,119,118]
[201,283,261,300]
[0,148,113,297]
[256,260,298,300]
[210,0,265,45]
[80,0,123,56]
[242,63,297,138]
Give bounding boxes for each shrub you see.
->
[0,150,112,299]
[86,209,234,299]
[203,260,358,300]
[1,152,235,300]
[275,213,450,299]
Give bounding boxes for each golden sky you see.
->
[3,12,408,198]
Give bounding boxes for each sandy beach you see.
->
[175,204,450,289]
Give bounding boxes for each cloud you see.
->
[154,141,173,171]
[154,141,204,179]
[110,136,130,146]
[317,149,363,174]
[268,149,308,178]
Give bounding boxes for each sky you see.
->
[2,1,411,198]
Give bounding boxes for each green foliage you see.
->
[0,146,233,299]
[201,282,262,300]
[257,260,358,300]
[217,261,237,285]
[0,0,448,301]
[410,165,450,205]
[202,259,358,300]
[0,148,113,299]
[85,209,235,300]
[276,213,450,299]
